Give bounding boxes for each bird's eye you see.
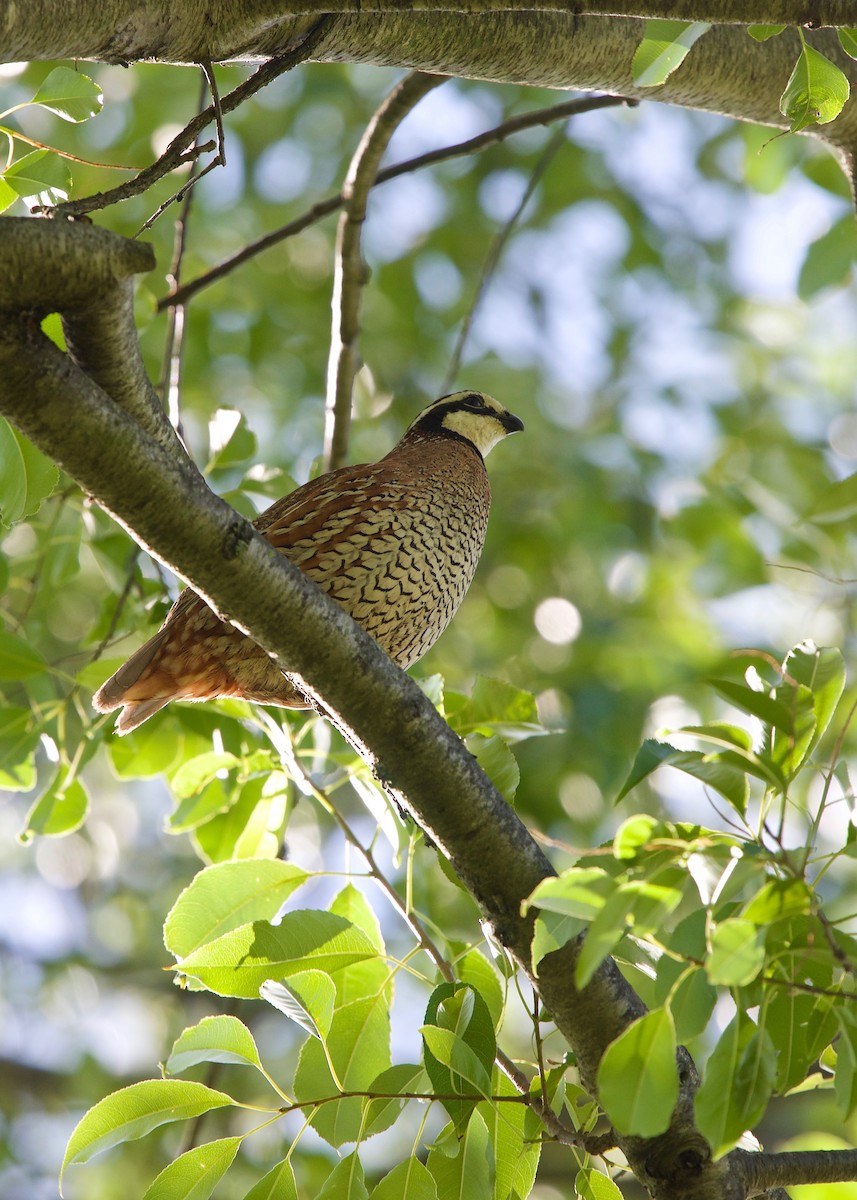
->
[464,394,487,411]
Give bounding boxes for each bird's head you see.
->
[409,391,524,458]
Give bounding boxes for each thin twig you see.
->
[160,94,635,312]
[324,72,445,470]
[90,548,142,662]
[55,16,338,219]
[442,123,566,393]
[200,61,227,168]
[157,68,210,443]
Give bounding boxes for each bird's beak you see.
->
[500,410,525,434]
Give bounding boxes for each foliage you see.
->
[4,26,857,1200]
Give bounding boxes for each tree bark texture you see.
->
[4,4,857,163]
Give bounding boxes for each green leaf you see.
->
[0,705,39,792]
[783,641,845,752]
[764,681,816,783]
[3,148,71,200]
[368,1157,438,1200]
[659,965,716,1043]
[32,66,103,122]
[478,1066,540,1200]
[329,885,391,1005]
[165,1016,262,1075]
[422,983,497,1132]
[597,1008,678,1137]
[694,1014,776,1156]
[0,628,47,679]
[839,28,857,59]
[426,1111,493,1200]
[632,20,711,87]
[170,751,240,799]
[61,1080,234,1180]
[421,1026,493,1098]
[707,918,766,986]
[780,41,850,132]
[176,912,378,998]
[532,910,584,970]
[20,767,88,840]
[798,215,857,299]
[766,991,837,1093]
[613,813,659,859]
[708,677,800,735]
[140,1137,241,1200]
[575,1167,624,1199]
[747,25,785,41]
[575,879,684,988]
[527,867,613,920]
[443,676,544,742]
[834,1010,857,1117]
[0,417,59,526]
[317,1151,368,1200]
[242,1158,298,1200]
[294,996,392,1147]
[0,175,17,213]
[741,878,813,926]
[163,860,309,957]
[363,1064,430,1137]
[456,950,505,1033]
[206,409,258,471]
[465,732,519,801]
[260,971,336,1041]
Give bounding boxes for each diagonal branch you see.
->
[161,93,632,312]
[443,122,565,392]
[324,71,445,470]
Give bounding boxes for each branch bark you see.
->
[6,6,857,169]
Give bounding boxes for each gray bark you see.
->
[3,3,857,165]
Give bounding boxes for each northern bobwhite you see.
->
[93,391,523,734]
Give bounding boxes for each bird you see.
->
[93,391,524,735]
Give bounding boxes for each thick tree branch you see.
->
[734,1147,857,1194]
[324,71,444,470]
[7,8,857,169]
[3,0,857,68]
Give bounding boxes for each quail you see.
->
[93,391,524,734]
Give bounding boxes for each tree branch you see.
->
[8,8,857,167]
[4,0,857,69]
[324,71,445,470]
[160,93,632,312]
[53,16,339,219]
[443,122,565,392]
[733,1147,857,1194]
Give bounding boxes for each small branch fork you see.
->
[53,17,338,221]
[324,71,445,470]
